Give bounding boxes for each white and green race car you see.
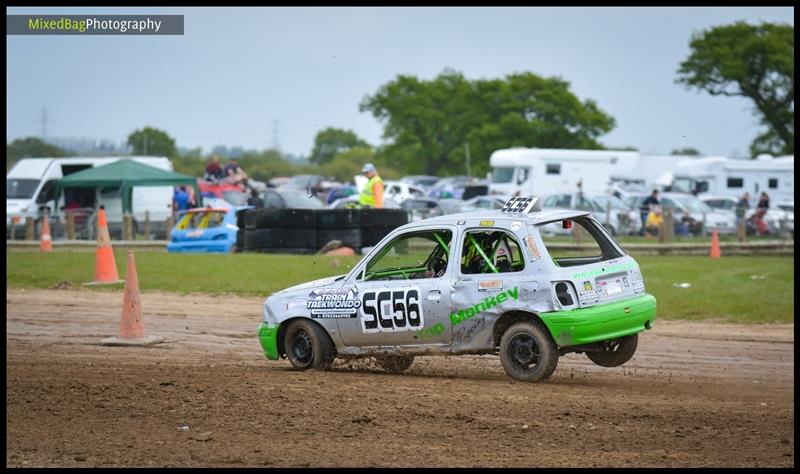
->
[258,197,657,382]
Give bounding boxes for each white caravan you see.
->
[7,156,174,238]
[488,147,640,197]
[669,155,794,203]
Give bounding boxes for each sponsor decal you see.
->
[525,234,540,260]
[479,220,495,227]
[361,288,423,333]
[449,286,519,326]
[571,261,637,279]
[307,287,360,319]
[479,280,503,291]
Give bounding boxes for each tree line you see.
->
[7,20,792,179]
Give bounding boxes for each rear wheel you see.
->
[375,355,415,373]
[499,322,558,382]
[586,334,638,367]
[283,320,335,371]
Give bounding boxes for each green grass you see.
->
[6,251,794,324]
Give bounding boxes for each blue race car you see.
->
[166,203,251,253]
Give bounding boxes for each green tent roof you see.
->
[55,159,201,213]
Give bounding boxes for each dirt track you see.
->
[6,288,794,467]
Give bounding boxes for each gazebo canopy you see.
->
[54,159,201,213]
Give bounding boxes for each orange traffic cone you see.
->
[84,207,124,285]
[101,250,164,346]
[39,211,52,252]
[709,229,721,258]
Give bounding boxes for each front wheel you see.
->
[283,320,336,371]
[499,322,559,382]
[374,355,415,373]
[586,334,638,367]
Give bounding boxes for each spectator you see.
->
[640,190,660,234]
[173,186,190,212]
[247,188,265,209]
[223,158,249,186]
[644,205,664,237]
[757,192,770,211]
[358,163,384,208]
[735,192,750,225]
[205,155,224,183]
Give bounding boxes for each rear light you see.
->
[563,220,572,229]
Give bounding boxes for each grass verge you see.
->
[6,251,793,323]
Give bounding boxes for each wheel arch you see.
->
[492,310,556,349]
[277,316,337,359]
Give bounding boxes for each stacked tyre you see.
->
[243,208,316,254]
[315,209,362,250]
[360,209,409,248]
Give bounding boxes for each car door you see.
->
[336,227,456,348]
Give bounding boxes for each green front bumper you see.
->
[258,323,280,360]
[539,293,657,347]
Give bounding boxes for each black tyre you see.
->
[361,226,398,247]
[317,228,361,250]
[499,322,559,382]
[248,228,316,249]
[375,355,415,373]
[360,209,408,227]
[586,334,638,367]
[316,209,361,228]
[246,208,316,229]
[283,320,336,371]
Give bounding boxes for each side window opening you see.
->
[359,230,452,281]
[539,216,623,267]
[460,230,525,274]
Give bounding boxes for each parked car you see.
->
[383,181,428,206]
[280,174,327,195]
[167,204,250,253]
[259,188,326,210]
[460,196,506,212]
[775,200,794,235]
[400,198,443,222]
[198,180,249,206]
[701,195,791,235]
[400,175,441,189]
[257,196,656,382]
[541,193,640,236]
[328,195,400,209]
[624,192,736,236]
[428,176,473,199]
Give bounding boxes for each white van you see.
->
[488,147,640,197]
[670,155,794,203]
[7,156,174,239]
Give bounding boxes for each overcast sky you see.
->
[6,6,794,159]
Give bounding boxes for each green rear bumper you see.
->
[539,293,657,347]
[258,323,281,360]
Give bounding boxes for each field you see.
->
[6,250,795,467]
[6,251,794,323]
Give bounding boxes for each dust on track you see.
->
[6,288,794,467]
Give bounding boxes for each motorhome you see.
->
[488,147,640,197]
[7,156,174,239]
[669,155,794,203]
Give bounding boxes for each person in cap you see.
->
[359,163,384,208]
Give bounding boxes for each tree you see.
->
[676,21,794,157]
[671,147,701,156]
[309,128,369,165]
[7,137,69,171]
[127,127,177,158]
[360,69,616,176]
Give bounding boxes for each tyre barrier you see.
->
[239,208,408,254]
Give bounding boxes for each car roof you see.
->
[401,209,590,229]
